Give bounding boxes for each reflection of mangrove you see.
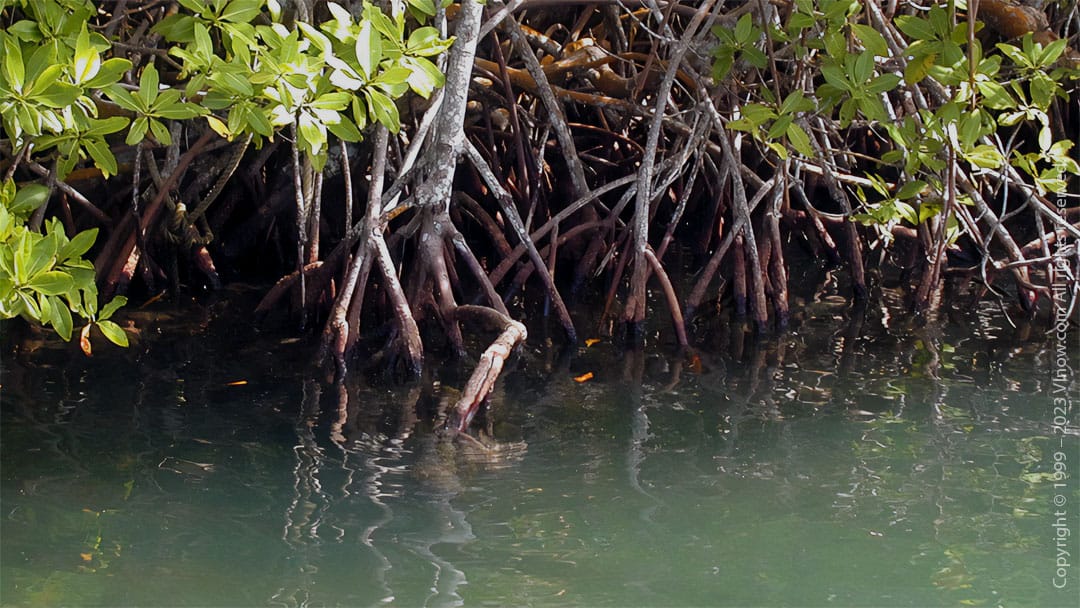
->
[273,378,526,606]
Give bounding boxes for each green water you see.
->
[2,292,1078,607]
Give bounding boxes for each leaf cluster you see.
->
[708,0,1079,232]
[0,179,127,348]
[0,0,456,348]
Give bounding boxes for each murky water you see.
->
[2,287,1078,607]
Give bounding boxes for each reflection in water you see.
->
[1,284,1077,606]
[268,377,510,607]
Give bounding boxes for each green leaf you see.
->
[785,122,815,158]
[766,141,788,160]
[26,233,58,279]
[15,290,42,320]
[8,20,42,42]
[297,111,326,156]
[59,228,98,261]
[767,114,793,140]
[72,25,100,84]
[10,183,50,216]
[355,20,381,79]
[3,34,25,91]
[99,295,126,321]
[138,63,160,109]
[896,180,927,200]
[867,73,900,94]
[734,13,754,44]
[904,53,935,84]
[26,271,73,296]
[405,56,442,98]
[928,6,949,37]
[851,24,888,57]
[311,92,351,111]
[153,13,197,43]
[220,0,263,23]
[177,0,211,14]
[856,96,887,122]
[976,80,1013,110]
[820,63,851,92]
[148,118,172,145]
[245,106,273,137]
[725,117,754,132]
[995,42,1026,66]
[96,319,129,347]
[365,89,399,133]
[297,21,330,54]
[208,64,255,97]
[1038,38,1067,66]
[918,199,943,224]
[49,295,73,340]
[779,91,813,116]
[1038,125,1052,152]
[408,0,437,17]
[127,116,150,145]
[106,85,143,112]
[27,65,81,107]
[853,51,875,84]
[1030,75,1056,110]
[84,138,119,178]
[326,114,362,142]
[895,15,934,42]
[155,101,207,120]
[964,144,1004,169]
[407,26,441,54]
[365,4,402,43]
[958,111,983,146]
[740,103,776,125]
[895,201,918,225]
[742,47,768,69]
[823,30,847,59]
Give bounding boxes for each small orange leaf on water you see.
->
[584,338,601,347]
[574,372,594,383]
[80,553,93,562]
[688,353,703,373]
[225,380,248,386]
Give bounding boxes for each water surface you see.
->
[2,289,1078,606]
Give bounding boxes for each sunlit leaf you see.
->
[27,271,73,296]
[137,63,160,110]
[96,319,129,347]
[355,21,381,79]
[84,139,119,178]
[785,122,815,158]
[10,183,50,216]
[59,228,98,262]
[3,33,25,91]
[50,295,73,340]
[851,23,888,57]
[72,25,101,84]
[148,118,172,145]
[99,295,126,321]
[220,0,263,23]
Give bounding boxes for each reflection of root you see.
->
[454,431,528,469]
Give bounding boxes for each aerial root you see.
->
[448,305,527,433]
